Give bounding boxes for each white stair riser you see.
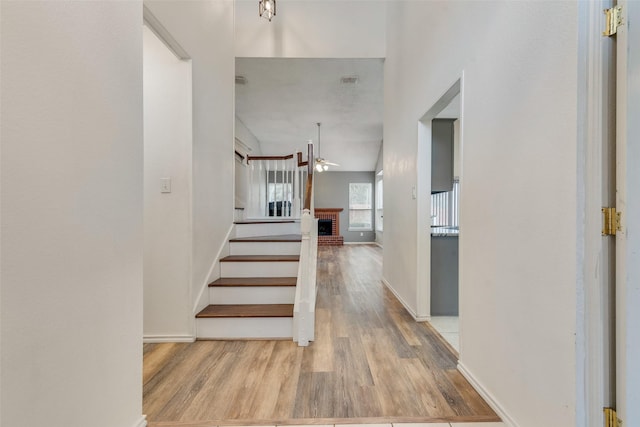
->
[229,241,301,256]
[196,317,293,339]
[235,222,300,238]
[221,261,298,277]
[209,286,296,304]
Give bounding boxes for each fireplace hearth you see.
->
[315,208,344,246]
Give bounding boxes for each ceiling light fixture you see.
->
[259,0,276,21]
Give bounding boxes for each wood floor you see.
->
[144,244,499,426]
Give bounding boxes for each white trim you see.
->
[143,335,196,343]
[576,1,616,426]
[382,278,430,322]
[131,415,148,427]
[234,136,253,156]
[457,362,518,427]
[615,1,640,421]
[192,223,235,315]
[343,241,376,245]
[375,242,383,248]
[143,6,190,60]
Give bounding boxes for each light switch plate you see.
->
[161,177,171,193]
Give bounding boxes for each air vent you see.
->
[340,76,359,84]
[235,75,247,85]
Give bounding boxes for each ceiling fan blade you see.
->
[324,161,340,166]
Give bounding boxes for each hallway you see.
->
[144,245,499,425]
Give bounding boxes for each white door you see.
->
[615,0,640,424]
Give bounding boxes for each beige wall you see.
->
[1,2,144,426]
[384,2,578,426]
[143,26,193,341]
[144,0,236,320]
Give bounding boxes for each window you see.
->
[267,182,292,216]
[349,183,373,230]
[267,182,292,203]
[431,179,459,227]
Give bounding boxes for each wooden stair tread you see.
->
[234,220,295,224]
[209,277,297,287]
[229,234,302,243]
[220,255,299,262]
[196,304,294,318]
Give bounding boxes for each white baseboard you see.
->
[143,335,195,343]
[457,362,518,427]
[381,278,430,322]
[343,241,376,245]
[375,242,383,248]
[132,415,147,427]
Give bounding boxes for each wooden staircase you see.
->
[195,220,302,339]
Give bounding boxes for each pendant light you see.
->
[259,0,276,21]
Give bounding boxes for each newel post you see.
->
[297,208,313,346]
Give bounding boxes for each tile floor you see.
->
[428,316,459,352]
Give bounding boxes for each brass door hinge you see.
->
[602,207,621,236]
[603,5,623,37]
[604,407,622,427]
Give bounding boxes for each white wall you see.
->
[453,119,461,178]
[1,2,144,427]
[144,1,235,316]
[384,2,578,426]
[235,0,386,58]
[143,26,193,340]
[235,117,262,210]
[375,145,384,246]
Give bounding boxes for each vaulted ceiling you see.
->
[235,58,384,171]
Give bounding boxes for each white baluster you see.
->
[261,160,268,217]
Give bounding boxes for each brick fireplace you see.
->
[315,208,344,246]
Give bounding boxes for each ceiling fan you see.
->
[314,122,339,172]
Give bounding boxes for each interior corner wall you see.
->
[143,26,193,339]
[314,171,376,243]
[384,2,578,426]
[235,0,386,58]
[144,0,235,315]
[1,2,144,427]
[375,145,384,245]
[236,116,263,155]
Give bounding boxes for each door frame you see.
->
[615,0,640,422]
[579,1,640,425]
[416,77,463,320]
[577,1,617,425]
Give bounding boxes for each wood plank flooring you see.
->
[144,244,499,425]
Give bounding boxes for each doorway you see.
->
[142,21,194,341]
[416,79,463,353]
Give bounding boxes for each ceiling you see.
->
[235,58,384,171]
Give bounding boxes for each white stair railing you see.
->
[293,142,316,346]
[246,153,307,219]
